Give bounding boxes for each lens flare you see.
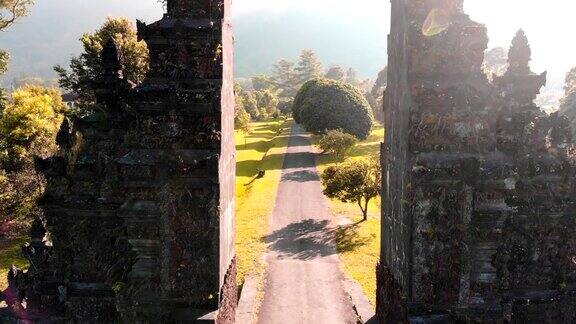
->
[422,8,450,37]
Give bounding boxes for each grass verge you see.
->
[312,124,384,307]
[0,236,29,291]
[235,119,292,285]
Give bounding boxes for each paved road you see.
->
[257,125,357,324]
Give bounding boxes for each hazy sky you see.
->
[465,0,574,82]
[235,0,574,85]
[0,0,573,92]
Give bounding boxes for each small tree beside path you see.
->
[321,158,381,221]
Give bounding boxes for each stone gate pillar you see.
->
[3,0,236,322]
[379,0,576,322]
[134,0,237,321]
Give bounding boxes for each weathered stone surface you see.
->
[381,0,576,322]
[3,0,236,322]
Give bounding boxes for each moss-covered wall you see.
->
[4,0,237,322]
[381,0,576,322]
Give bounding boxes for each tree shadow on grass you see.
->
[236,159,264,178]
[335,222,373,253]
[263,219,338,260]
[235,135,290,152]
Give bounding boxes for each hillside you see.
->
[0,1,387,86]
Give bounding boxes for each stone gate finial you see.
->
[508,29,531,73]
[101,37,123,79]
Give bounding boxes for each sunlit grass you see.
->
[0,236,29,291]
[336,217,380,307]
[236,119,292,285]
[312,124,384,307]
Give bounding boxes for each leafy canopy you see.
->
[0,85,67,164]
[293,78,374,139]
[234,84,251,133]
[270,50,324,100]
[325,65,346,81]
[271,59,298,99]
[295,49,324,85]
[0,50,8,75]
[0,0,34,82]
[321,158,381,221]
[0,0,33,30]
[317,129,358,161]
[55,17,149,106]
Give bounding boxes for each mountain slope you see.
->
[0,1,388,86]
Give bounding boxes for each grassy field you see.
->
[313,124,384,307]
[235,119,292,285]
[0,236,29,291]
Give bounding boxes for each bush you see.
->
[0,167,43,231]
[277,99,293,116]
[0,85,67,166]
[321,158,381,221]
[293,78,373,139]
[317,129,358,160]
[0,85,66,231]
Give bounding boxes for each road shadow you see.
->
[266,151,318,169]
[263,219,338,260]
[281,170,318,183]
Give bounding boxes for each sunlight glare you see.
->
[422,8,450,37]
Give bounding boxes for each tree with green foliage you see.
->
[277,99,293,116]
[0,0,33,30]
[0,0,41,229]
[235,95,251,148]
[55,17,149,109]
[242,91,260,120]
[325,65,346,81]
[235,106,251,133]
[0,51,7,110]
[234,83,251,129]
[252,74,275,91]
[293,78,374,139]
[345,67,360,86]
[295,49,324,85]
[0,85,68,227]
[321,158,381,221]
[317,129,358,161]
[0,50,8,75]
[271,59,298,99]
[255,89,279,118]
[0,85,68,164]
[0,161,42,227]
[12,76,59,89]
[1,0,34,112]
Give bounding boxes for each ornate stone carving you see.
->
[3,0,236,322]
[381,0,576,322]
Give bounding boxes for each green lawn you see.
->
[313,124,384,307]
[0,236,29,291]
[235,119,292,286]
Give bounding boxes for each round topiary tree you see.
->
[292,78,374,139]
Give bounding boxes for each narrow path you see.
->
[257,125,357,324]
